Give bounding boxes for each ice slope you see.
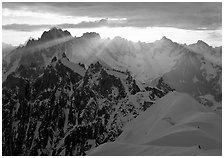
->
[88,92,221,156]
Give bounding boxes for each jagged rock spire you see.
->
[40,27,71,42]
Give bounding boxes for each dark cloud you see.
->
[2,2,222,30]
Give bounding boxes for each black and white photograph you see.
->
[2,2,222,156]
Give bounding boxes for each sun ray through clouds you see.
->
[2,2,222,156]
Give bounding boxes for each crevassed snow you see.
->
[88,92,221,156]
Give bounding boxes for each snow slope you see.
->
[89,142,221,156]
[60,57,85,77]
[88,92,221,156]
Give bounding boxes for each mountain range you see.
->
[2,27,222,156]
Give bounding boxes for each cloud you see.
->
[61,18,109,28]
[207,31,222,41]
[2,18,128,31]
[2,24,51,32]
[2,2,222,30]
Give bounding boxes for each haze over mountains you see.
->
[2,42,16,58]
[2,28,222,156]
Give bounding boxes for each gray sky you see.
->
[2,2,222,46]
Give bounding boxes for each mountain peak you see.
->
[49,27,61,31]
[112,36,127,42]
[155,36,173,45]
[24,37,37,47]
[81,32,101,39]
[40,27,72,42]
[162,36,168,40]
[161,36,172,42]
[196,40,209,47]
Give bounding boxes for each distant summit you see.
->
[160,36,173,43]
[196,40,209,46]
[187,39,221,65]
[25,37,37,47]
[40,27,71,42]
[161,36,170,41]
[22,27,72,48]
[153,36,174,46]
[81,32,101,39]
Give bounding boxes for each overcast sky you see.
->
[2,2,222,46]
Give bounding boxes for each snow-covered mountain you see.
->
[2,27,73,81]
[2,28,222,156]
[2,51,172,155]
[152,46,222,110]
[88,92,221,156]
[66,35,185,81]
[3,28,221,84]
